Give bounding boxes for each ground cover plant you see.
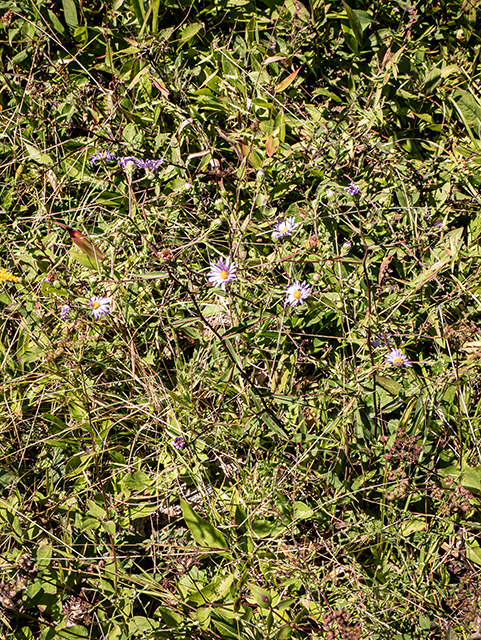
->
[1,0,481,637]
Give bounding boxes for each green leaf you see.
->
[158,606,182,628]
[41,281,70,298]
[342,1,363,48]
[197,607,211,629]
[36,544,53,567]
[465,538,481,566]
[181,500,228,549]
[461,466,481,491]
[69,249,103,270]
[61,0,78,29]
[424,68,442,95]
[88,500,106,520]
[452,89,481,132]
[180,22,203,44]
[102,520,116,536]
[248,583,272,608]
[59,627,89,640]
[128,617,160,633]
[251,518,274,538]
[293,501,314,520]
[375,375,401,396]
[277,625,293,639]
[130,0,145,24]
[46,9,66,36]
[120,471,151,491]
[23,142,52,165]
[401,518,426,537]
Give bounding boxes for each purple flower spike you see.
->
[173,436,185,450]
[117,156,140,173]
[136,158,164,175]
[344,183,361,196]
[90,150,116,165]
[59,304,71,322]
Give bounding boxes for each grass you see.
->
[1,0,481,637]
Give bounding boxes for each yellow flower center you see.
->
[92,301,100,309]
[393,357,403,366]
[279,225,287,234]
[220,269,228,280]
[293,289,301,299]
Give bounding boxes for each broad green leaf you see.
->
[36,544,53,567]
[59,626,89,640]
[401,518,426,536]
[23,142,52,165]
[128,617,160,633]
[251,518,273,538]
[465,538,481,566]
[424,68,442,94]
[461,466,481,491]
[88,499,106,520]
[240,144,263,168]
[158,606,182,628]
[47,9,66,35]
[452,89,481,131]
[41,281,70,298]
[69,249,103,270]
[248,583,272,608]
[180,22,203,44]
[197,607,211,629]
[120,470,151,491]
[181,500,227,549]
[294,501,314,520]
[277,625,293,639]
[102,520,116,536]
[375,375,401,396]
[61,0,78,29]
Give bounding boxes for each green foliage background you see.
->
[1,0,481,637]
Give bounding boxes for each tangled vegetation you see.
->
[1,0,481,637]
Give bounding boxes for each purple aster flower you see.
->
[136,158,164,175]
[371,333,393,349]
[273,217,298,239]
[208,257,237,291]
[173,436,185,450]
[385,348,412,368]
[285,281,311,307]
[89,296,111,320]
[59,304,71,322]
[117,156,141,173]
[344,182,361,196]
[90,150,116,165]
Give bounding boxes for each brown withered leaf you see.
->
[378,255,393,286]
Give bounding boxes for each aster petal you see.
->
[207,256,237,290]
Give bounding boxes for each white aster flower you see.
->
[285,281,311,307]
[273,217,298,239]
[385,348,412,368]
[208,257,237,291]
[89,296,111,320]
